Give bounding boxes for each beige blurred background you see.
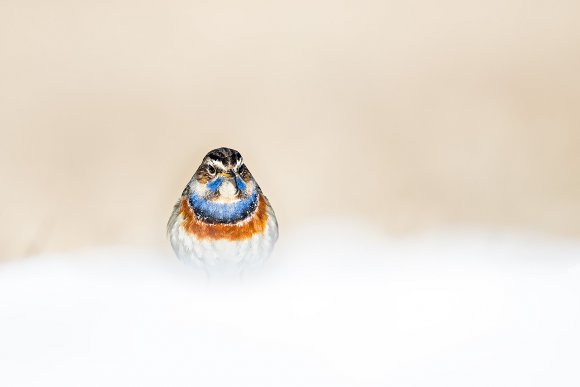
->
[1,0,579,260]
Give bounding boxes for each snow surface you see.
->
[1,222,579,386]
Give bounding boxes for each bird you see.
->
[167,147,278,274]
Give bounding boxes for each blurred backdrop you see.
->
[1,0,579,260]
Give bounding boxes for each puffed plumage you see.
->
[167,147,278,272]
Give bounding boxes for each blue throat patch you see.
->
[189,189,258,224]
[206,177,223,192]
[205,176,247,193]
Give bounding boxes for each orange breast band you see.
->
[180,194,269,241]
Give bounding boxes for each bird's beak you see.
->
[224,169,242,192]
[219,170,236,179]
[214,170,241,196]
[219,170,239,189]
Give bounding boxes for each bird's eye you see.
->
[206,165,216,176]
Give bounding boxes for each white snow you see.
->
[1,222,579,386]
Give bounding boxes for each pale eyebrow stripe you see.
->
[209,159,226,169]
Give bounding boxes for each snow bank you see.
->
[1,223,579,386]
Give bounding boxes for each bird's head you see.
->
[188,147,257,203]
